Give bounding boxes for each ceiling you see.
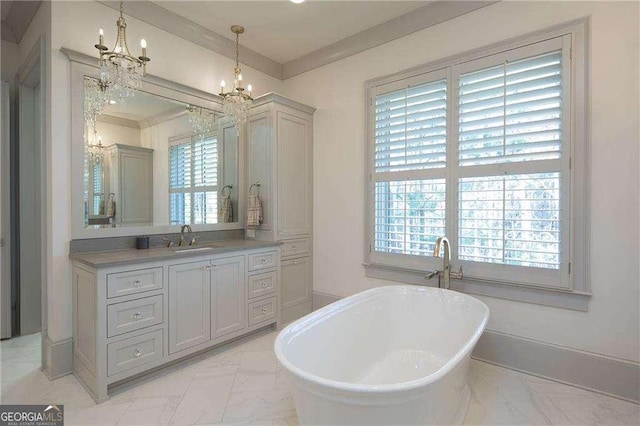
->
[101,91,185,123]
[1,0,41,43]
[152,1,429,63]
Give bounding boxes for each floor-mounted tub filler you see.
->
[274,285,490,425]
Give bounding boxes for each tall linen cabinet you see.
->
[247,94,314,324]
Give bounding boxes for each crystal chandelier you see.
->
[187,105,217,139]
[219,25,253,129]
[94,0,150,104]
[87,125,105,165]
[83,77,110,127]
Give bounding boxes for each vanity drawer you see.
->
[107,267,163,299]
[248,271,277,300]
[248,251,278,272]
[107,329,163,376]
[248,297,277,326]
[107,295,163,337]
[281,238,310,258]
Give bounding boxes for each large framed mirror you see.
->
[66,49,244,238]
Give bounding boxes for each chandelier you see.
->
[84,77,110,126]
[187,105,217,139]
[219,25,253,129]
[94,0,150,104]
[87,125,105,165]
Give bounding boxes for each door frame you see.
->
[15,36,48,367]
[1,81,12,339]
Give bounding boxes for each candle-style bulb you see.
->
[238,74,243,82]
[140,39,147,48]
[221,80,226,88]
[247,84,252,94]
[99,28,104,36]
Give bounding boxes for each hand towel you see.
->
[219,194,233,223]
[247,194,263,227]
[106,193,116,218]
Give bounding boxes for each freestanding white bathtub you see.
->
[274,285,489,425]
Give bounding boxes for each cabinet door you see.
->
[211,256,246,339]
[169,261,211,354]
[277,111,312,238]
[119,149,153,224]
[281,256,312,309]
[247,111,272,229]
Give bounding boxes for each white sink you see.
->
[173,246,215,253]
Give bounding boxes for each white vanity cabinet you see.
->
[71,244,280,403]
[247,94,314,323]
[104,144,154,225]
[168,260,212,354]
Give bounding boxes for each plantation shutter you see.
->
[453,36,569,288]
[370,69,448,269]
[169,134,218,225]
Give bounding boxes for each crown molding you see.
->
[95,0,283,80]
[282,1,499,79]
[94,1,499,81]
[97,114,140,129]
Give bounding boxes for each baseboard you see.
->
[311,291,640,403]
[474,330,639,403]
[43,334,73,380]
[312,291,341,310]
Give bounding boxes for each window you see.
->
[169,134,218,224]
[366,22,589,303]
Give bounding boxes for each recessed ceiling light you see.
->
[290,0,305,4]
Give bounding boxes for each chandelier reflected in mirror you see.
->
[219,25,253,129]
[87,0,150,124]
[187,105,217,139]
[87,125,105,165]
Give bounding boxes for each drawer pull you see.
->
[294,260,299,264]
[261,307,268,314]
[133,279,142,286]
[133,349,142,358]
[132,312,142,320]
[292,245,297,250]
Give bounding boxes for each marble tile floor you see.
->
[1,330,638,425]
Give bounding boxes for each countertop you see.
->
[69,239,282,268]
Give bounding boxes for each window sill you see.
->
[363,263,591,312]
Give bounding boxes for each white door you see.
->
[211,256,245,339]
[168,260,211,354]
[277,111,312,238]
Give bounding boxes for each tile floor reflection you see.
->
[1,330,638,425]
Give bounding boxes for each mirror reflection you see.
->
[83,77,238,229]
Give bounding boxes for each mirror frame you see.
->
[64,48,245,239]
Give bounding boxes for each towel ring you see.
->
[249,182,261,196]
[221,185,233,197]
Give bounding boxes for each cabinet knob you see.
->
[293,260,299,264]
[132,312,142,320]
[261,281,268,288]
[292,245,297,250]
[204,265,212,271]
[133,279,142,286]
[133,349,142,358]
[260,259,267,264]
[261,307,268,314]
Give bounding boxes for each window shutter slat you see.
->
[374,79,447,173]
[458,50,563,167]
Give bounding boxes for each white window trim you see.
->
[364,18,591,311]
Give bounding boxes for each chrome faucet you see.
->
[426,236,463,289]
[179,224,192,246]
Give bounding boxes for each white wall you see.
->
[95,121,141,147]
[282,1,640,363]
[1,40,19,82]
[47,0,283,344]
